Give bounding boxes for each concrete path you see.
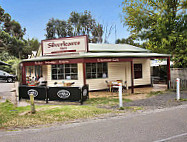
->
[0,104,187,142]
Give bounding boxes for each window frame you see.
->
[86,62,108,79]
[134,63,143,79]
[51,64,78,80]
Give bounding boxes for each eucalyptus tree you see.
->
[122,0,187,67]
[68,11,81,36]
[45,18,56,39]
[55,19,67,38]
[115,37,140,47]
[45,10,104,43]
[91,23,103,43]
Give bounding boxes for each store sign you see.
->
[42,35,88,56]
[57,90,70,99]
[97,58,120,62]
[27,89,38,97]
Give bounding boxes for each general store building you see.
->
[20,35,171,93]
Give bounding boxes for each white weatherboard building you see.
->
[20,36,171,93]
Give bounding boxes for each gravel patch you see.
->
[123,90,187,110]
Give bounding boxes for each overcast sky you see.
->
[1,0,131,43]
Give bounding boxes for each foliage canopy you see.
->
[45,11,103,43]
[122,0,187,68]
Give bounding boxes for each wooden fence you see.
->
[170,68,187,89]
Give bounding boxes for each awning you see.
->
[21,52,171,63]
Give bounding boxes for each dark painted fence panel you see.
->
[48,87,81,101]
[19,86,47,100]
[19,85,89,104]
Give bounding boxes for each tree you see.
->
[68,11,80,36]
[115,36,140,47]
[0,51,20,75]
[122,0,187,68]
[45,18,56,39]
[45,11,104,43]
[22,38,40,58]
[0,6,32,59]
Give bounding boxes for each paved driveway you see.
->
[0,81,15,102]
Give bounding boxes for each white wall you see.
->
[87,62,130,90]
[134,59,151,86]
[87,59,151,90]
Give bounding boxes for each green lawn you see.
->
[0,100,112,129]
[0,96,136,129]
[86,97,132,106]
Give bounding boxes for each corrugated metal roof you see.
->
[88,43,150,53]
[22,52,170,62]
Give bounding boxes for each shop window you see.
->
[51,64,78,80]
[28,66,33,76]
[134,64,142,79]
[86,63,108,79]
[35,66,42,79]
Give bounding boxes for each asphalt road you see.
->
[0,104,187,142]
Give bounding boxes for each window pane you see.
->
[58,74,64,79]
[52,75,57,80]
[102,73,107,78]
[52,69,57,74]
[65,68,70,73]
[52,65,57,68]
[103,63,107,72]
[97,73,103,78]
[59,68,64,73]
[65,74,71,80]
[71,74,77,80]
[97,63,102,73]
[92,73,96,78]
[71,64,77,68]
[134,64,142,79]
[65,64,70,68]
[86,73,91,79]
[92,63,96,72]
[71,68,77,73]
[86,63,91,72]
[58,64,63,68]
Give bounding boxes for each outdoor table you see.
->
[107,80,122,92]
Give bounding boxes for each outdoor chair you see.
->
[105,80,111,92]
[112,80,128,92]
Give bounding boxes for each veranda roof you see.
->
[21,43,170,62]
[22,52,170,62]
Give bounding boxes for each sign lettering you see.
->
[42,36,87,56]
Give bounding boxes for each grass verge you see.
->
[179,98,187,101]
[146,91,163,97]
[0,100,112,129]
[86,97,132,106]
